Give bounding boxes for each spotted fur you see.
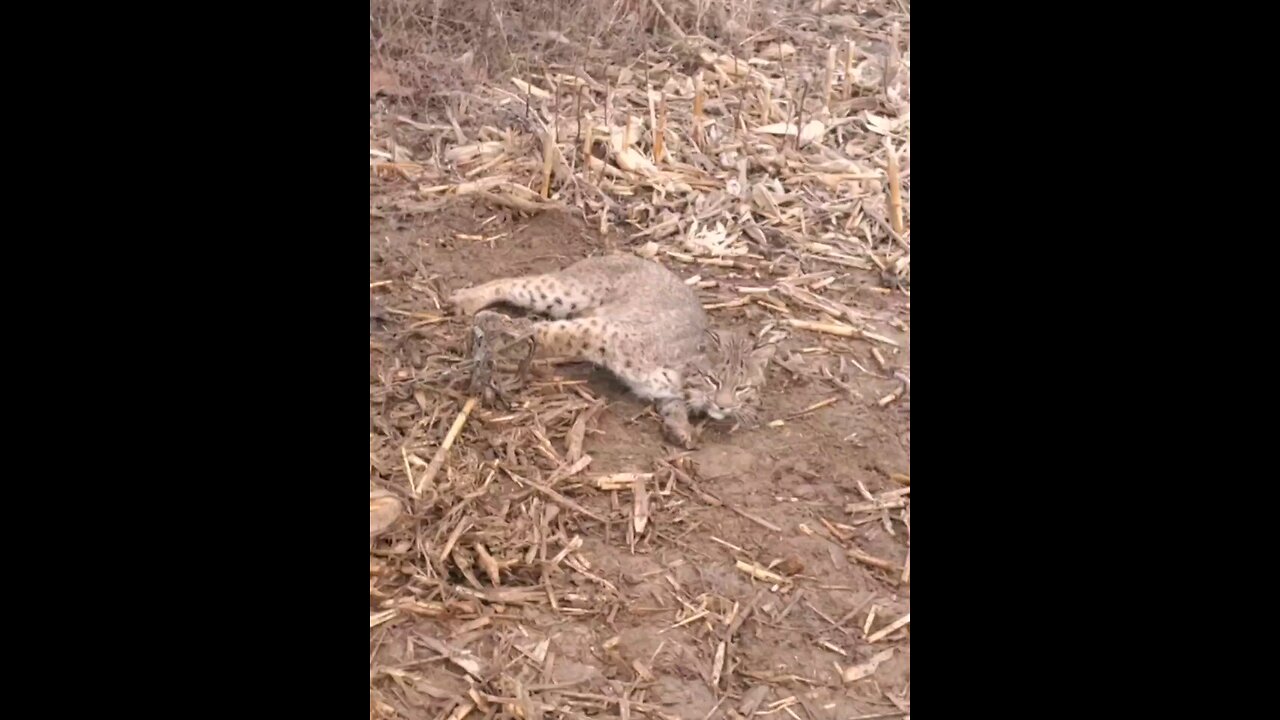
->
[450,254,776,447]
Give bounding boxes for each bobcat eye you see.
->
[693,369,719,388]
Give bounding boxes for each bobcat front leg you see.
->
[657,397,696,449]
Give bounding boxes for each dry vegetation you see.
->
[371,1,910,717]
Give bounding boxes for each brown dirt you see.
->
[370,205,910,719]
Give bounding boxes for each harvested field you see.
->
[371,2,910,717]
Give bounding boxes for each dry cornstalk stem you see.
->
[370,609,398,628]
[632,477,650,533]
[785,318,900,347]
[549,535,584,565]
[824,46,837,109]
[728,503,783,532]
[844,39,856,98]
[439,518,472,563]
[819,639,849,656]
[647,0,688,39]
[645,87,658,159]
[601,75,612,184]
[575,82,584,170]
[842,648,895,683]
[710,535,745,553]
[526,478,608,523]
[878,386,904,407]
[541,130,556,199]
[693,71,705,148]
[565,403,604,463]
[845,491,910,514]
[867,210,911,251]
[663,461,722,506]
[847,547,897,571]
[416,397,478,496]
[735,79,745,132]
[546,454,593,486]
[886,21,902,92]
[867,612,910,643]
[735,560,786,584]
[795,80,809,150]
[711,640,726,687]
[475,542,501,586]
[784,396,839,420]
[476,190,562,214]
[655,94,667,162]
[885,138,904,234]
[849,497,911,512]
[595,472,654,490]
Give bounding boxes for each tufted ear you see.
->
[747,342,777,381]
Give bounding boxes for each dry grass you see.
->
[371,0,910,286]
[371,1,910,717]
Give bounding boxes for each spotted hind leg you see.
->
[474,311,612,362]
[528,318,612,363]
[450,271,612,318]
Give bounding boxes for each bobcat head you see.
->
[685,329,777,424]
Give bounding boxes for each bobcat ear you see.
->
[747,343,777,384]
[704,328,722,347]
[745,343,775,384]
[750,342,777,365]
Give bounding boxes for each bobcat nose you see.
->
[713,388,737,412]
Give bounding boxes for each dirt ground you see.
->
[370,206,910,719]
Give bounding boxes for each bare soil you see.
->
[371,205,910,719]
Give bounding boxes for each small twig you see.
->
[785,396,839,420]
[735,560,786,584]
[867,612,910,643]
[727,504,782,532]
[646,0,688,39]
[785,318,900,347]
[867,209,910,250]
[844,39,856,99]
[574,81,584,171]
[794,80,809,151]
[525,478,608,523]
[416,397,478,497]
[847,546,898,571]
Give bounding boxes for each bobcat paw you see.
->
[475,310,531,340]
[663,423,697,450]
[449,287,490,316]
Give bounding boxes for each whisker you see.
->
[734,405,759,426]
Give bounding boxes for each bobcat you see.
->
[449,254,775,447]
